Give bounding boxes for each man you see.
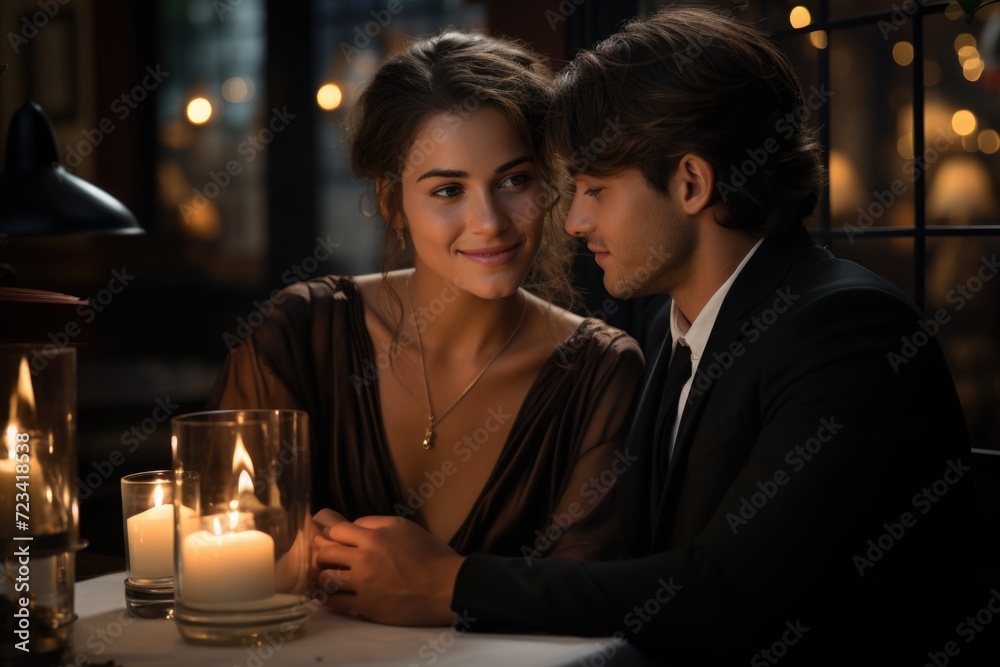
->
[313,7,978,663]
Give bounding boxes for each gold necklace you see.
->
[406,279,528,450]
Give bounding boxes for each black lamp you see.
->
[0,62,142,335]
[0,99,143,237]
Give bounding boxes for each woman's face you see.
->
[398,105,544,299]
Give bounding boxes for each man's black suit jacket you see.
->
[452,228,979,664]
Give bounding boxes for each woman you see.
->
[208,30,642,561]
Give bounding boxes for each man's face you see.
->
[564,167,693,298]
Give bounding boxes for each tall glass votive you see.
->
[171,409,311,645]
[121,471,188,618]
[1,346,81,667]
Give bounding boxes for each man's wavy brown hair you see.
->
[547,6,826,238]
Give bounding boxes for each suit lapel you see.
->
[651,228,819,545]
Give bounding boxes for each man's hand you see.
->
[311,513,466,626]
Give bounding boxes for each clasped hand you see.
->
[309,509,466,626]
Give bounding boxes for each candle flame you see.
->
[153,484,165,508]
[5,357,36,456]
[238,469,254,496]
[15,356,37,414]
[231,433,254,476]
[211,511,243,535]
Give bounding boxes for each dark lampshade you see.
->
[0,101,143,236]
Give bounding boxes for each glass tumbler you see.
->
[171,409,311,645]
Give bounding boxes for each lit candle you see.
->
[0,357,54,537]
[180,511,275,604]
[126,484,193,580]
[0,451,19,535]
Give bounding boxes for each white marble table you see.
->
[70,573,651,666]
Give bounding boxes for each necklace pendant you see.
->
[422,425,434,450]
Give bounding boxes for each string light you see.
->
[789,6,811,29]
[186,98,212,125]
[316,83,343,110]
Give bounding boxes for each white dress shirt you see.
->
[666,238,764,460]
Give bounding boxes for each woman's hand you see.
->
[311,513,466,626]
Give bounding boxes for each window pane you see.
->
[829,237,914,300]
[822,21,918,235]
[928,236,1000,450]
[923,10,1000,227]
[156,0,268,285]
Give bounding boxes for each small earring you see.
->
[396,228,406,249]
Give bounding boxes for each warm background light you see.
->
[222,77,255,103]
[789,6,811,29]
[952,110,977,136]
[316,83,343,110]
[893,41,914,66]
[897,132,914,160]
[186,97,213,125]
[809,31,828,49]
[828,150,864,218]
[954,33,976,52]
[928,157,997,220]
[978,129,1000,154]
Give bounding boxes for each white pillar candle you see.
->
[180,513,275,604]
[0,456,21,536]
[126,485,186,580]
[0,428,53,538]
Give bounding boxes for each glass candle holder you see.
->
[121,471,190,618]
[1,345,81,667]
[171,409,311,645]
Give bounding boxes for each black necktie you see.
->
[653,343,692,482]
